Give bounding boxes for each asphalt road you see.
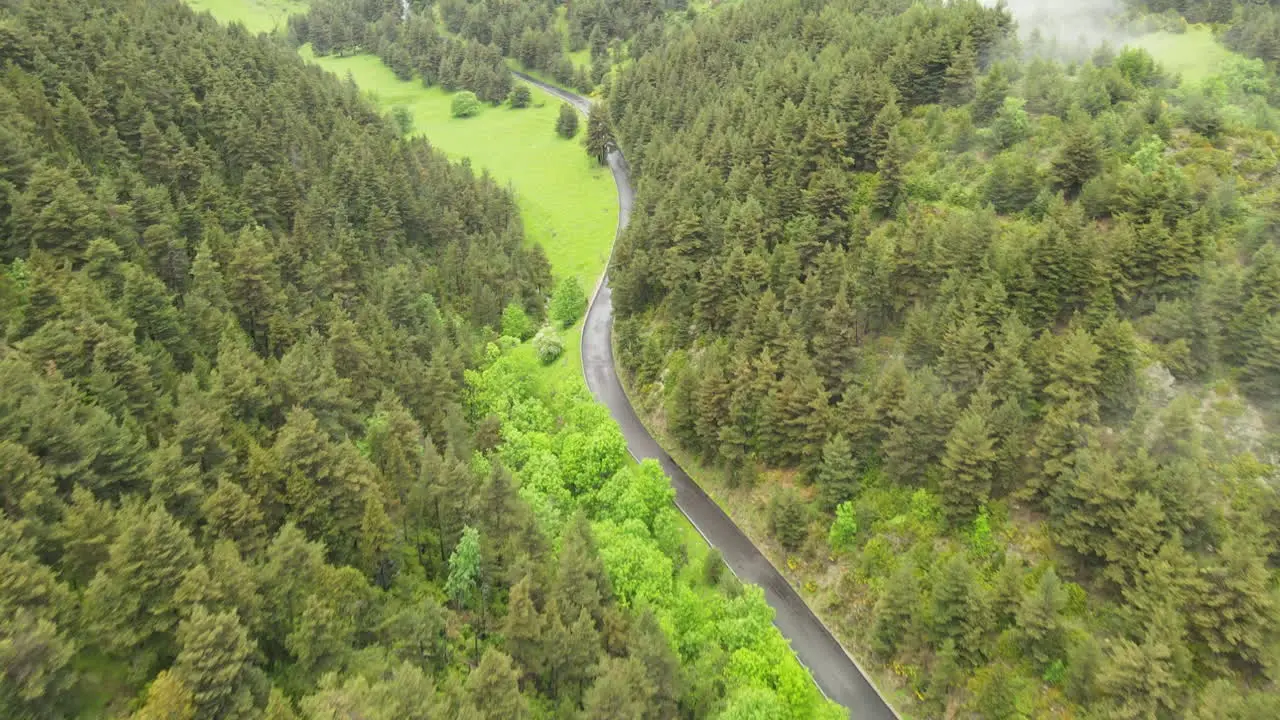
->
[518,72,899,720]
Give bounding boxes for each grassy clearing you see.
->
[185,0,306,34]
[1132,25,1241,85]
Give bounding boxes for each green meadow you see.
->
[1133,25,1242,85]
[185,0,305,34]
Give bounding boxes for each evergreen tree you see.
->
[938,408,997,525]
[173,606,260,720]
[1015,568,1067,668]
[814,434,860,511]
[83,501,198,662]
[585,103,616,165]
[465,648,528,720]
[556,103,580,139]
[870,564,918,658]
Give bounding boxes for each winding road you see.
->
[516,72,899,720]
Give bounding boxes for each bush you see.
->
[451,91,481,118]
[500,301,534,340]
[549,276,587,328]
[509,84,532,109]
[702,548,726,586]
[768,488,809,552]
[533,325,564,364]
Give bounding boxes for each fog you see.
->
[983,0,1135,56]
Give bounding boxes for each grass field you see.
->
[186,0,305,34]
[1132,25,1241,85]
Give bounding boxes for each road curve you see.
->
[517,71,899,720]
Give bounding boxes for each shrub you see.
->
[509,84,532,109]
[451,91,481,118]
[533,325,564,364]
[702,548,726,586]
[556,102,579,138]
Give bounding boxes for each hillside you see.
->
[606,0,1280,716]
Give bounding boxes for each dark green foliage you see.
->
[296,0,513,102]
[556,103,580,138]
[767,487,809,552]
[585,103,616,164]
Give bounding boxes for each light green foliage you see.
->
[991,96,1031,149]
[500,301,535,340]
[185,0,306,34]
[532,324,564,363]
[595,459,674,530]
[451,91,482,119]
[594,519,674,606]
[465,341,837,717]
[828,501,858,553]
[445,526,482,609]
[549,276,587,328]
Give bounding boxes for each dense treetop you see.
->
[0,0,838,717]
[605,0,1280,715]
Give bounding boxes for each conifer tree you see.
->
[814,434,860,511]
[173,606,260,720]
[939,408,997,525]
[556,103,580,139]
[584,103,616,165]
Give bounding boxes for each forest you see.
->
[0,0,841,718]
[599,0,1280,717]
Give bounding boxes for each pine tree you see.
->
[552,513,611,625]
[1191,535,1275,669]
[584,103,616,165]
[83,501,198,661]
[814,434,860,511]
[1244,313,1280,400]
[445,525,482,610]
[871,130,908,216]
[938,313,989,396]
[1016,568,1068,667]
[582,657,648,719]
[870,564,918,658]
[931,554,990,664]
[134,671,195,720]
[503,575,543,684]
[628,609,681,719]
[939,408,997,525]
[1052,118,1102,196]
[944,39,978,106]
[173,606,259,720]
[465,648,528,720]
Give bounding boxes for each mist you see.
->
[982,0,1137,57]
